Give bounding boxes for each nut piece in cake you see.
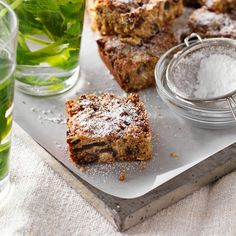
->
[188,7,236,39]
[97,30,177,92]
[88,0,183,39]
[66,93,152,165]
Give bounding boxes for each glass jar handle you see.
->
[184,33,202,47]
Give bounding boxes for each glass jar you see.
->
[6,0,85,96]
[155,38,236,129]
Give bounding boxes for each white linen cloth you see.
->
[0,125,236,236]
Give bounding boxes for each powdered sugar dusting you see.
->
[85,161,141,181]
[112,0,151,12]
[70,94,148,138]
[194,54,236,99]
[169,44,236,99]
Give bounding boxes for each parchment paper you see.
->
[14,14,236,199]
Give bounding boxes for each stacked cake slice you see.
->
[89,0,183,39]
[188,8,236,39]
[186,0,236,40]
[97,30,177,92]
[89,0,183,92]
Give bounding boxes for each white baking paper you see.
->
[14,14,236,199]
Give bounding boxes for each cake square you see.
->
[188,7,236,39]
[97,30,177,92]
[88,0,183,39]
[66,93,152,165]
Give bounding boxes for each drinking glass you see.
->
[0,1,18,194]
[5,0,85,96]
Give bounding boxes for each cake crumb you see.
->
[79,166,88,173]
[119,169,127,181]
[170,152,178,158]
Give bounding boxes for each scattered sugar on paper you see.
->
[194,54,236,99]
[36,107,66,125]
[85,161,142,182]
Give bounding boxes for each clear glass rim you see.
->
[0,0,18,46]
